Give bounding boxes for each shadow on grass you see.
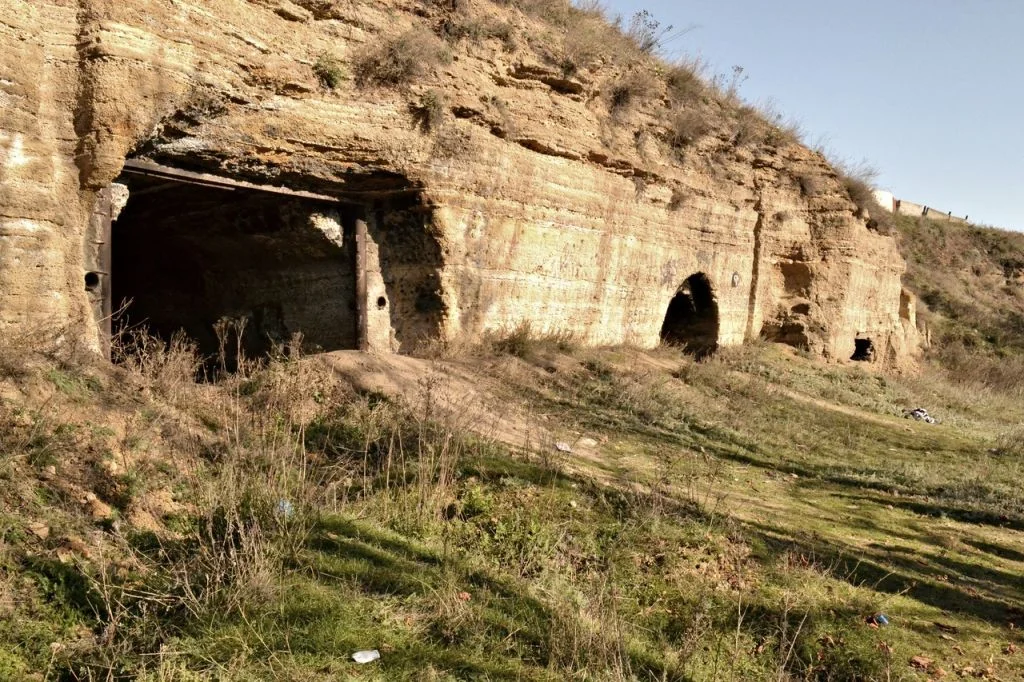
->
[290,515,688,681]
[834,488,1024,534]
[964,537,1024,564]
[746,520,1022,628]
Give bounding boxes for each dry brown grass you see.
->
[665,58,708,103]
[353,29,452,88]
[666,109,711,154]
[608,70,660,119]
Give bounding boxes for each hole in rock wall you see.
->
[660,273,720,359]
[112,176,357,366]
[84,272,101,291]
[851,337,875,362]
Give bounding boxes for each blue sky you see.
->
[601,0,1024,231]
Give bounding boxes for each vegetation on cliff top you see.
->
[339,0,890,228]
[896,213,1024,397]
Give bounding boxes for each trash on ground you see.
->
[866,613,889,627]
[352,650,381,664]
[903,407,937,424]
[554,442,573,453]
[276,499,295,518]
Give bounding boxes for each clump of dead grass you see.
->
[827,156,893,233]
[608,70,660,119]
[353,29,452,88]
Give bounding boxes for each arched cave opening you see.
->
[105,161,447,370]
[660,273,720,358]
[851,337,875,362]
[111,173,358,367]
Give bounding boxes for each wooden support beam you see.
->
[120,159,345,204]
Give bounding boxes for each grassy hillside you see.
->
[895,214,1024,395]
[1,326,1022,680]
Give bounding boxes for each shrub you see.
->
[492,322,537,359]
[494,0,577,27]
[665,60,706,103]
[560,15,607,75]
[666,110,710,153]
[830,158,894,233]
[414,88,448,132]
[488,95,515,137]
[624,9,674,54]
[441,17,516,50]
[608,70,660,118]
[353,30,452,88]
[796,172,822,198]
[732,105,767,147]
[312,54,345,89]
[668,187,689,212]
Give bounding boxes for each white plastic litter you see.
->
[554,442,573,453]
[903,407,937,424]
[352,650,381,664]
[276,499,295,518]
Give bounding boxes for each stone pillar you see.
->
[84,187,114,356]
[355,216,369,351]
[363,211,395,353]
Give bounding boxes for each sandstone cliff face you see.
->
[0,0,919,364]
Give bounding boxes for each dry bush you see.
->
[623,9,676,55]
[608,70,660,118]
[732,105,768,147]
[493,0,578,27]
[488,95,516,137]
[754,99,805,146]
[413,88,448,132]
[112,327,202,401]
[560,14,608,75]
[0,315,98,379]
[823,155,893,233]
[796,172,823,198]
[428,0,470,11]
[312,53,345,89]
[935,343,1024,399]
[441,16,516,50]
[666,109,711,154]
[61,331,340,676]
[666,58,707,103]
[668,186,690,212]
[994,426,1024,456]
[353,29,452,88]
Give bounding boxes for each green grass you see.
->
[1,340,1023,679]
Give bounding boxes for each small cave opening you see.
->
[660,272,720,359]
[851,337,875,362]
[111,171,358,368]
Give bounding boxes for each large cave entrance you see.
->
[95,160,446,370]
[111,165,359,363]
[660,273,720,358]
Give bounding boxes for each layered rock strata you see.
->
[0,0,919,363]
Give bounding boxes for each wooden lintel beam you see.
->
[120,159,345,204]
